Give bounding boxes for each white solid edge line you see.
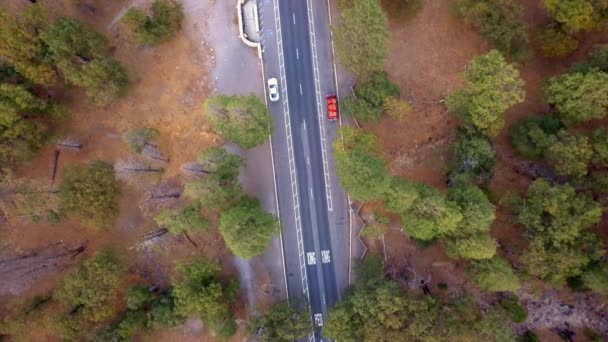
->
[257,10,290,301]
[326,0,353,287]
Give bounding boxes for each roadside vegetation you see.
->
[123,0,184,46]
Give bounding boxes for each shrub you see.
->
[154,205,209,234]
[443,232,496,260]
[546,130,592,177]
[382,176,421,213]
[499,296,527,323]
[449,128,497,183]
[592,128,608,166]
[127,286,152,310]
[582,262,608,295]
[250,300,311,341]
[123,127,159,153]
[543,0,598,33]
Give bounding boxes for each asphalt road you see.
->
[278,0,339,339]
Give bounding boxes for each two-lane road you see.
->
[278,0,339,339]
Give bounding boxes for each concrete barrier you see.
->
[236,0,261,49]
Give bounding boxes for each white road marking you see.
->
[299,83,303,95]
[293,12,296,24]
[303,120,307,131]
[307,157,310,165]
[310,187,313,197]
[296,48,299,60]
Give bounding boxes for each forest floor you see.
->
[0,0,266,340]
[356,0,608,339]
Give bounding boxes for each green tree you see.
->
[449,128,497,183]
[204,95,272,148]
[127,286,152,310]
[518,179,603,284]
[41,17,128,104]
[467,257,521,291]
[123,0,184,46]
[355,254,384,287]
[184,147,244,209]
[510,115,563,160]
[443,232,496,259]
[452,0,530,60]
[219,197,279,259]
[155,205,209,234]
[324,281,438,342]
[592,127,608,166]
[447,184,496,237]
[0,5,55,85]
[546,130,592,177]
[55,251,123,324]
[431,295,481,341]
[115,310,147,340]
[544,0,598,32]
[147,291,186,330]
[446,50,525,136]
[545,69,608,125]
[537,27,579,57]
[334,128,390,201]
[173,258,238,339]
[343,71,399,121]
[59,161,119,228]
[382,176,421,213]
[474,307,516,342]
[250,300,311,341]
[582,262,608,295]
[332,0,389,77]
[401,184,463,241]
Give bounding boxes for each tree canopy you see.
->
[467,257,521,292]
[155,205,209,234]
[518,179,604,284]
[447,184,496,237]
[41,18,128,105]
[204,95,272,148]
[544,69,608,125]
[543,0,598,32]
[592,128,608,166]
[343,71,399,121]
[54,251,123,326]
[537,27,579,57]
[173,258,238,339]
[0,5,55,85]
[123,0,184,46]
[324,281,438,342]
[332,0,389,77]
[546,130,592,177]
[382,176,421,213]
[510,115,563,160]
[184,147,244,209]
[59,161,119,229]
[250,300,311,341]
[452,0,530,60]
[446,50,525,136]
[582,262,608,295]
[219,197,279,259]
[449,128,497,184]
[334,128,390,201]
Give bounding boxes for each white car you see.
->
[267,77,279,102]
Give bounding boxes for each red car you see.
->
[326,95,339,121]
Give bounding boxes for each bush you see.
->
[543,0,598,33]
[204,95,273,148]
[592,128,608,166]
[250,300,311,341]
[382,176,421,213]
[468,257,520,291]
[59,161,119,228]
[443,232,496,260]
[147,291,185,330]
[499,296,527,323]
[537,27,579,57]
[510,115,563,160]
[123,127,159,153]
[582,262,608,295]
[123,0,184,46]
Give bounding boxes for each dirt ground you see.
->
[358,0,608,339]
[0,0,253,340]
